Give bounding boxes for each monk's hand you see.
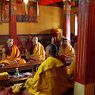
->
[25,49,28,53]
[6,60,18,64]
[66,66,70,75]
[22,90,31,95]
[6,56,10,60]
[30,56,37,61]
[13,60,18,64]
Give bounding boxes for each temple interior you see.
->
[0,0,95,95]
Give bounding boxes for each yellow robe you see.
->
[31,42,45,62]
[25,57,69,95]
[0,45,21,64]
[58,43,75,59]
[67,56,76,76]
[7,45,21,61]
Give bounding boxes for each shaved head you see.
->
[32,36,38,45]
[46,44,58,57]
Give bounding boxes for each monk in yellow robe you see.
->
[0,38,23,65]
[29,37,45,63]
[66,56,76,77]
[25,44,69,95]
[58,37,75,65]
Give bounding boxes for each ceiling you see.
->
[38,0,78,7]
[1,0,78,8]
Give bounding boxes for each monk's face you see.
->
[60,40,67,48]
[45,47,49,58]
[51,37,55,44]
[7,39,14,47]
[32,37,38,45]
[63,40,67,46]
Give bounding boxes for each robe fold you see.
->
[0,45,21,65]
[25,57,69,95]
[7,45,21,61]
[59,43,75,58]
[30,42,45,62]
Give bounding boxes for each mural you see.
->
[0,1,38,23]
[17,1,38,22]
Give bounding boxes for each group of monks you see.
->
[0,35,76,95]
[0,36,45,65]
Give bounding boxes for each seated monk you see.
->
[0,38,26,65]
[51,36,60,51]
[25,44,69,95]
[66,56,76,77]
[28,36,45,63]
[25,34,34,60]
[58,36,75,65]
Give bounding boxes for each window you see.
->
[75,14,78,36]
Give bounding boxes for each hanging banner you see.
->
[0,0,2,23]
[16,1,38,22]
[1,0,38,23]
[2,0,9,23]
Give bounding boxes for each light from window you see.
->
[75,14,78,36]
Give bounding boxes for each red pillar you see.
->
[63,11,66,36]
[74,0,95,95]
[0,0,2,23]
[63,1,71,41]
[9,0,17,45]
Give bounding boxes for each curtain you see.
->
[39,0,62,5]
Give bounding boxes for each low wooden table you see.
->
[0,72,35,88]
[0,62,40,74]
[0,62,40,88]
[9,72,35,85]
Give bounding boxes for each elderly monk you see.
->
[0,38,25,65]
[29,36,45,63]
[25,44,69,95]
[58,37,75,65]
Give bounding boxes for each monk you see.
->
[51,36,60,50]
[25,35,34,60]
[66,36,77,77]
[51,37,56,44]
[29,36,45,63]
[66,56,76,77]
[0,38,26,65]
[58,36,75,65]
[25,44,69,95]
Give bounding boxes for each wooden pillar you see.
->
[63,0,71,41]
[9,0,17,45]
[74,0,95,95]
